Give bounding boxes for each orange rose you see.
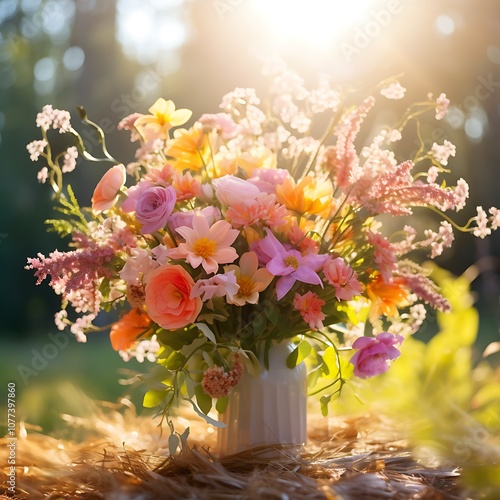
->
[92,164,126,213]
[110,308,151,351]
[145,264,202,330]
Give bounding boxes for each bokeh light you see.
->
[251,0,376,50]
[115,0,188,66]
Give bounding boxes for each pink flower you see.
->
[36,104,71,132]
[225,193,287,229]
[434,92,450,120]
[350,332,404,379]
[135,185,176,234]
[168,207,221,236]
[248,168,289,194]
[199,113,239,139]
[366,231,397,283]
[212,175,261,207]
[172,171,201,201]
[323,257,363,301]
[256,230,328,300]
[293,292,325,331]
[121,180,153,213]
[27,139,47,161]
[190,271,239,302]
[91,164,127,213]
[168,211,239,274]
[380,81,406,100]
[145,264,202,330]
[201,355,243,398]
[430,140,456,166]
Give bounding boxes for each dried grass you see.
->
[0,405,463,499]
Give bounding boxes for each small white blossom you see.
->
[380,81,406,100]
[430,140,456,166]
[27,139,47,161]
[472,206,492,238]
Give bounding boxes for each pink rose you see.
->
[212,175,260,207]
[145,265,202,330]
[121,180,153,213]
[136,185,176,234]
[350,332,404,379]
[91,164,126,213]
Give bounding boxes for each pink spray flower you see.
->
[293,291,325,331]
[349,332,404,379]
[323,257,363,301]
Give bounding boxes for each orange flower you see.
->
[91,164,126,213]
[366,274,409,321]
[166,123,210,172]
[275,174,334,216]
[134,98,192,141]
[145,264,202,330]
[172,171,201,201]
[110,308,151,351]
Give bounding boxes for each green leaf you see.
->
[99,278,110,299]
[183,398,226,428]
[157,327,200,351]
[215,396,229,414]
[195,323,217,343]
[286,340,312,368]
[240,349,261,377]
[321,346,340,378]
[194,384,213,415]
[165,351,186,370]
[143,389,167,408]
[320,394,333,416]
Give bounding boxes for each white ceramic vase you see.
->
[216,341,307,456]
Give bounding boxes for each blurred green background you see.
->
[0,0,499,430]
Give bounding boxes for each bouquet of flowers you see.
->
[26,63,499,430]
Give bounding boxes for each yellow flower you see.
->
[236,145,277,175]
[276,174,334,216]
[134,98,192,141]
[166,123,210,172]
[224,252,273,306]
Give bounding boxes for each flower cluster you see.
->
[26,64,499,423]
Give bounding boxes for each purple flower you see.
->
[136,185,176,234]
[350,332,404,379]
[121,180,153,213]
[256,229,328,300]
